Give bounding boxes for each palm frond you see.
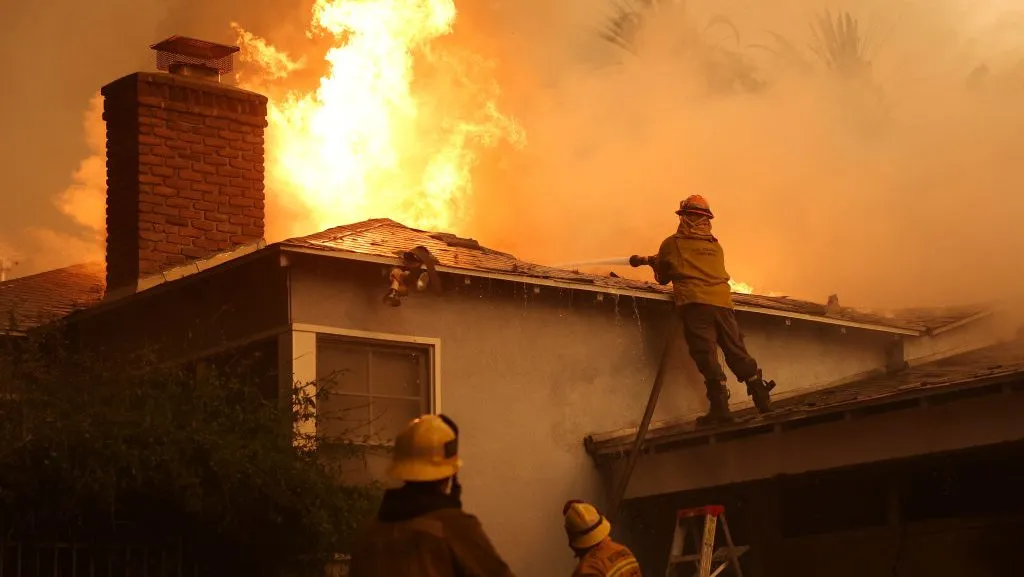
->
[600,0,652,53]
[807,9,873,76]
[597,0,764,94]
[703,15,741,46]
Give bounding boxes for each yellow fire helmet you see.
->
[563,500,612,550]
[387,414,463,482]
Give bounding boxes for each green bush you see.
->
[0,324,381,576]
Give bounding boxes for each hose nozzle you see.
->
[629,255,657,268]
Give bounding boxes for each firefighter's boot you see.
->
[745,369,776,414]
[696,382,734,427]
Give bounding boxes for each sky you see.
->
[3,0,1024,310]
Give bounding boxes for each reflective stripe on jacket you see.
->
[571,538,642,577]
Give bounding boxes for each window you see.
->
[315,335,431,444]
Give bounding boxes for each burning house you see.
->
[2,37,1023,577]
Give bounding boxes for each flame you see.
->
[233,0,523,240]
[729,280,754,294]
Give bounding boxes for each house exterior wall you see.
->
[285,253,896,577]
[904,311,1009,365]
[67,252,289,362]
[726,311,890,406]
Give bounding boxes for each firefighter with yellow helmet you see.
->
[563,500,642,577]
[348,413,515,577]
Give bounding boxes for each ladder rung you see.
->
[668,545,750,565]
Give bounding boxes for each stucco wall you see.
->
[724,311,890,408]
[903,311,1011,365]
[287,254,895,577]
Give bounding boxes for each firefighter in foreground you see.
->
[630,195,775,425]
[348,414,516,577]
[563,500,642,577]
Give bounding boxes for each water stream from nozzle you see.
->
[552,256,632,269]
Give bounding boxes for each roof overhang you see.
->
[585,365,1024,463]
[279,244,924,336]
[52,240,980,338]
[928,309,995,336]
[597,373,1024,499]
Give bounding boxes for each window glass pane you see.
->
[332,447,398,487]
[371,349,425,398]
[317,340,369,394]
[319,393,371,441]
[315,337,431,445]
[371,397,422,443]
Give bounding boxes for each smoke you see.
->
[7,94,108,275]
[459,0,1024,309]
[14,0,1024,312]
[0,0,165,278]
[0,0,311,279]
[53,94,108,236]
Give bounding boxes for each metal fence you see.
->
[0,542,198,577]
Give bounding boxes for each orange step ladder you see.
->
[665,505,748,577]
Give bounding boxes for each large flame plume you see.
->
[233,0,524,240]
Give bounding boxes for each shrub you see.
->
[0,324,381,576]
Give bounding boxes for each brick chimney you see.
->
[101,36,268,296]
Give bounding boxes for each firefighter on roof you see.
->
[631,195,775,425]
[563,500,642,577]
[348,414,515,577]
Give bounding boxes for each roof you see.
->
[282,218,985,336]
[0,219,989,336]
[853,305,991,334]
[585,338,1024,459]
[0,262,106,333]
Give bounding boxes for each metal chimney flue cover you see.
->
[150,35,240,78]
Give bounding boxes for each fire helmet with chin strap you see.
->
[676,194,714,219]
[563,500,612,550]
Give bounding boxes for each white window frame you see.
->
[287,323,442,444]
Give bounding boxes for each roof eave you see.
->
[585,367,1024,460]
[277,244,923,336]
[928,309,995,336]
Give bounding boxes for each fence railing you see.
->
[0,542,198,577]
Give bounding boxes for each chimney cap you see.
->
[150,35,240,75]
